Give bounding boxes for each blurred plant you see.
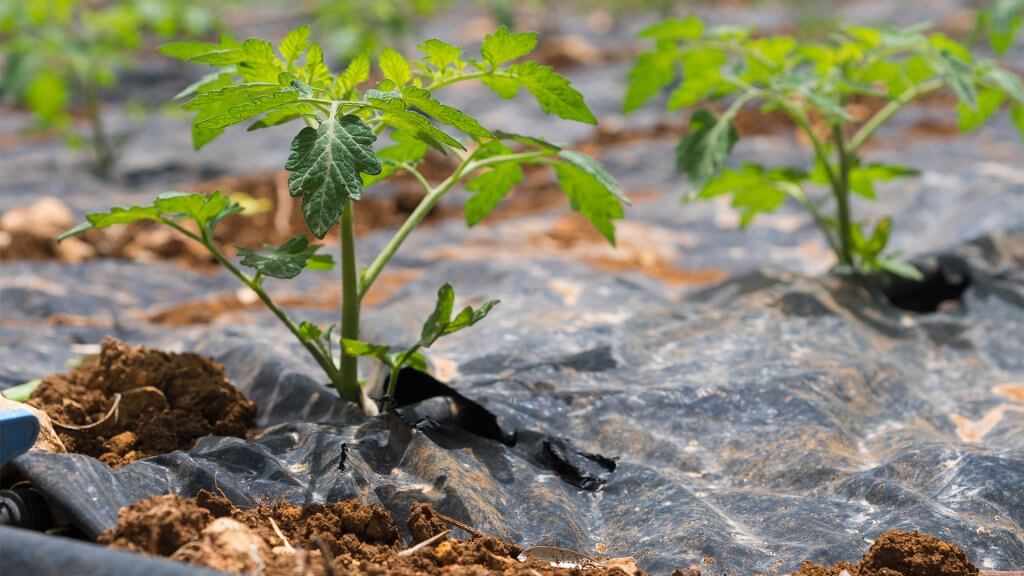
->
[0,0,219,176]
[974,0,1023,55]
[62,26,627,410]
[624,16,1024,279]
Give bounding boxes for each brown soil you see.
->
[101,491,653,576]
[27,337,256,467]
[794,529,979,576]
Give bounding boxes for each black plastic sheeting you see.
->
[4,230,1024,575]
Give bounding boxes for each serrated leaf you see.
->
[957,88,1006,131]
[159,41,221,61]
[362,131,430,186]
[380,47,411,86]
[983,66,1024,106]
[933,50,977,109]
[195,89,299,130]
[337,52,370,96]
[154,191,240,231]
[986,0,1023,55]
[419,38,462,69]
[247,103,319,130]
[59,204,162,241]
[623,48,678,113]
[481,75,520,99]
[279,25,311,66]
[286,115,382,238]
[418,283,498,348]
[381,109,466,152]
[554,163,625,245]
[481,26,537,67]
[676,109,738,186]
[401,86,492,140]
[640,16,704,41]
[238,235,333,279]
[668,48,728,110]
[341,339,392,360]
[503,62,597,124]
[697,164,792,227]
[465,162,524,226]
[298,43,332,88]
[182,83,280,111]
[493,130,561,152]
[848,163,920,199]
[558,150,629,205]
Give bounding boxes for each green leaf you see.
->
[182,83,281,111]
[985,0,1023,55]
[420,283,456,347]
[676,109,738,186]
[465,161,524,226]
[59,204,161,241]
[238,235,333,279]
[848,163,920,199]
[419,38,462,69]
[286,115,382,238]
[957,88,1006,131]
[697,164,795,227]
[401,85,492,140]
[279,25,311,66]
[667,48,728,110]
[982,66,1024,106]
[493,130,561,152]
[298,43,332,88]
[481,26,537,67]
[403,351,429,372]
[380,47,411,86]
[639,16,704,41]
[337,52,370,96]
[341,339,392,360]
[623,47,678,113]
[481,75,521,99]
[1012,104,1024,140]
[158,41,221,61]
[194,89,299,130]
[247,103,319,131]
[419,283,499,347]
[558,150,630,205]
[933,50,977,109]
[381,109,466,152]
[1,380,41,403]
[154,191,239,231]
[878,257,924,281]
[554,163,625,245]
[501,62,597,124]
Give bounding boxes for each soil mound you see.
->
[28,338,256,467]
[100,492,652,576]
[794,529,979,576]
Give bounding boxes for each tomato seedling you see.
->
[624,16,1024,278]
[61,26,628,410]
[0,0,219,177]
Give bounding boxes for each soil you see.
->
[100,491,653,576]
[793,529,980,576]
[27,337,256,467]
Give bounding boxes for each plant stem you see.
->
[162,219,340,382]
[82,82,114,177]
[832,125,855,267]
[848,78,943,153]
[338,200,361,403]
[359,150,546,297]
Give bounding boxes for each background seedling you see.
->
[624,15,1024,279]
[62,26,628,410]
[0,0,220,177]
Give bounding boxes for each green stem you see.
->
[358,150,547,297]
[82,82,114,177]
[832,125,855,267]
[338,200,361,403]
[163,218,340,383]
[783,183,842,257]
[425,70,490,92]
[848,78,943,153]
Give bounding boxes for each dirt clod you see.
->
[407,502,448,544]
[793,530,979,576]
[27,338,256,467]
[102,492,655,576]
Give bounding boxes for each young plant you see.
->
[624,16,1024,278]
[61,26,628,410]
[0,0,219,176]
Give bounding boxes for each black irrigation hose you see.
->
[0,486,53,531]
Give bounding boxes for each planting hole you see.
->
[882,256,972,313]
